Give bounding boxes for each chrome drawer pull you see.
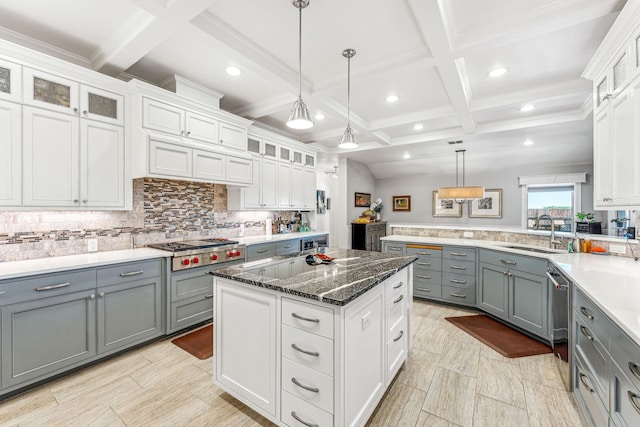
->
[580,306,594,320]
[500,259,516,265]
[283,244,293,248]
[205,294,213,299]
[450,278,467,284]
[450,265,467,270]
[291,343,319,357]
[120,270,143,277]
[291,411,319,427]
[416,251,431,255]
[35,282,70,291]
[256,249,269,253]
[389,247,402,251]
[393,294,404,304]
[416,274,431,279]
[580,326,594,341]
[629,362,640,381]
[291,377,319,393]
[393,330,404,342]
[450,252,467,257]
[629,391,640,414]
[579,373,595,393]
[416,287,431,292]
[291,312,320,323]
[450,292,466,298]
[0,291,5,294]
[416,262,431,266]
[393,281,404,289]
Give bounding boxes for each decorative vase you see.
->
[376,212,381,222]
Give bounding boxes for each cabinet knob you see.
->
[82,199,88,203]
[73,107,79,114]
[73,199,79,203]
[89,294,95,299]
[220,139,224,143]
[99,292,105,298]
[82,110,88,116]
[186,131,191,136]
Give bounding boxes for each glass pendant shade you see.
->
[287,96,313,129]
[338,125,357,149]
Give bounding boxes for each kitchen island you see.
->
[209,248,416,427]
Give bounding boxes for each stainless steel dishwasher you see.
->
[546,264,572,391]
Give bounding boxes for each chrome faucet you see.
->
[536,214,562,248]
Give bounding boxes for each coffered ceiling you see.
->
[0,0,626,177]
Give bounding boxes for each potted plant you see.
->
[576,212,602,234]
[576,212,594,222]
[611,217,629,228]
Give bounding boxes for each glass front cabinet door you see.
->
[0,58,22,103]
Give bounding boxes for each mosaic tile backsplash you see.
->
[0,178,293,262]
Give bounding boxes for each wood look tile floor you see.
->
[0,300,581,427]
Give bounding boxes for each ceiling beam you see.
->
[230,93,294,118]
[368,106,457,131]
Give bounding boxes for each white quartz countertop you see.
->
[0,248,170,281]
[383,234,640,347]
[238,231,329,246]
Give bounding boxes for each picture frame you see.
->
[354,192,371,207]
[432,191,462,217]
[469,189,503,218]
[392,195,411,211]
[316,190,326,214]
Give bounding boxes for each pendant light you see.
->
[286,0,313,130]
[338,48,357,149]
[437,149,485,203]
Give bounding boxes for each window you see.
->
[527,185,574,232]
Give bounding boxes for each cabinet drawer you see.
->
[384,243,405,254]
[170,294,213,332]
[385,269,408,301]
[414,282,442,299]
[441,285,476,306]
[479,249,547,273]
[406,244,442,258]
[387,318,408,381]
[574,350,609,427]
[442,246,476,260]
[170,268,213,302]
[612,359,640,427]
[387,295,406,334]
[574,288,613,342]
[0,270,96,305]
[413,259,442,271]
[283,298,334,339]
[610,326,640,393]
[575,315,609,404]
[246,243,276,261]
[282,358,334,413]
[282,390,333,427]
[97,260,161,286]
[442,272,476,290]
[282,325,334,377]
[276,239,300,255]
[442,259,476,276]
[414,269,441,285]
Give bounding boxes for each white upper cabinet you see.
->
[0,58,21,103]
[23,68,79,115]
[80,85,124,126]
[247,136,277,160]
[185,111,218,143]
[143,97,184,136]
[0,100,21,206]
[219,122,246,152]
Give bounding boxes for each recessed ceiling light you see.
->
[413,124,424,131]
[488,67,508,78]
[520,104,535,112]
[403,153,411,159]
[314,113,325,120]
[523,139,534,146]
[225,66,242,76]
[385,94,399,103]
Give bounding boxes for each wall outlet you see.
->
[463,231,473,238]
[87,238,98,252]
[239,223,245,237]
[609,244,626,254]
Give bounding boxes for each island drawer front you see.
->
[385,269,408,301]
[442,273,476,290]
[282,325,334,377]
[442,259,476,276]
[414,282,442,299]
[282,390,333,427]
[0,270,96,305]
[386,296,406,334]
[441,285,476,305]
[283,298,334,339]
[413,259,442,271]
[276,239,301,256]
[442,246,476,260]
[574,349,609,427]
[574,314,609,404]
[387,318,407,379]
[479,250,547,272]
[246,243,276,261]
[282,358,334,413]
[611,359,640,427]
[574,288,612,342]
[610,326,640,393]
[97,260,161,286]
[406,245,443,258]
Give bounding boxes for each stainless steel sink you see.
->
[503,245,559,254]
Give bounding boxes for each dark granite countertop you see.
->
[208,248,417,306]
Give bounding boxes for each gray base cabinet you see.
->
[478,263,508,317]
[168,267,214,334]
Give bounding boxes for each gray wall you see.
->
[375,164,595,226]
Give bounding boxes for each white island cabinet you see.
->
[213,251,413,427]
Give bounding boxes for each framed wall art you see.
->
[432,191,462,217]
[469,189,502,218]
[354,192,371,207]
[392,195,411,211]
